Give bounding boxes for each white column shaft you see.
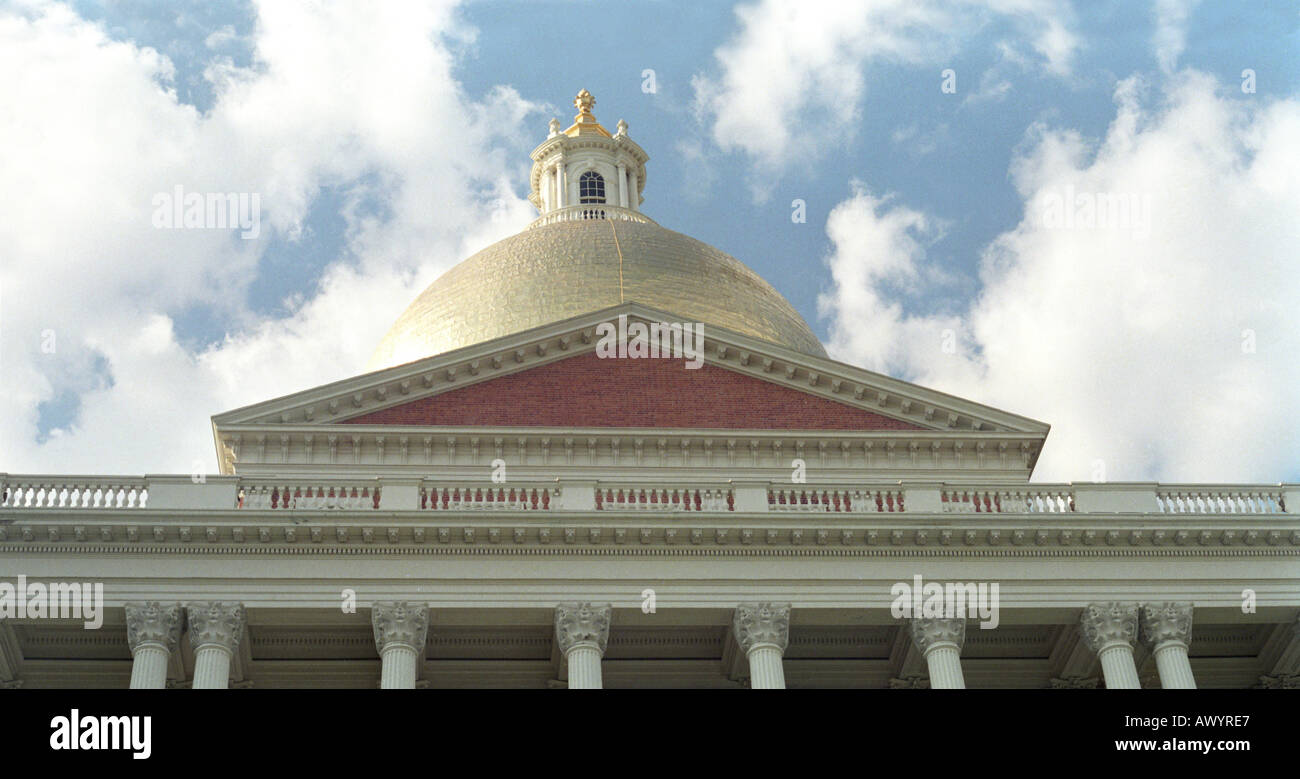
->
[1153,642,1196,689]
[566,644,603,689]
[556,162,566,208]
[627,171,637,210]
[617,164,628,207]
[1098,643,1141,689]
[923,643,966,689]
[191,645,233,689]
[380,644,419,689]
[746,644,786,689]
[128,642,170,689]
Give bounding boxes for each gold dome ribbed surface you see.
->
[367,217,828,370]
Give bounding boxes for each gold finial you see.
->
[561,89,611,138]
[574,89,596,117]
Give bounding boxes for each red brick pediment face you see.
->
[343,353,921,431]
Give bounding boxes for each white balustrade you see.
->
[237,482,379,510]
[767,487,903,513]
[527,205,655,229]
[1156,488,1285,514]
[423,484,558,511]
[0,478,148,509]
[0,475,1292,518]
[596,486,733,512]
[940,486,1074,513]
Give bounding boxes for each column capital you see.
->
[910,616,966,654]
[733,602,791,653]
[125,602,182,654]
[186,602,246,654]
[372,602,429,654]
[1140,602,1194,650]
[1256,673,1300,689]
[554,602,612,656]
[1080,602,1138,654]
[1050,676,1100,689]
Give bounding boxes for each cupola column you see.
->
[1081,602,1142,689]
[733,603,790,689]
[372,602,429,689]
[617,162,628,208]
[910,617,968,688]
[125,602,182,689]
[555,602,611,689]
[555,157,567,208]
[186,602,245,689]
[1141,603,1196,689]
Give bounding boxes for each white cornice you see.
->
[3,511,1298,559]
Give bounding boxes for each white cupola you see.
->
[528,89,649,219]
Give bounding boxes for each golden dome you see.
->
[367,214,828,370]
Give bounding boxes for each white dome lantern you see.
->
[528,89,649,220]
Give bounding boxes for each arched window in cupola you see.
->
[579,171,606,204]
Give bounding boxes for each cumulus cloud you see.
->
[1152,0,1200,74]
[692,0,1078,193]
[0,0,542,474]
[819,71,1300,482]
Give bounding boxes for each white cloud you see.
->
[962,69,1013,106]
[203,24,238,50]
[0,0,542,474]
[692,0,1078,193]
[1153,0,1200,74]
[819,71,1300,482]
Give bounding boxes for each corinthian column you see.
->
[555,603,611,689]
[372,602,429,689]
[186,602,246,689]
[733,603,791,689]
[125,602,182,689]
[910,617,967,689]
[1080,602,1141,689]
[1141,602,1196,689]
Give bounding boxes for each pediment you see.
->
[211,303,1049,469]
[338,351,923,431]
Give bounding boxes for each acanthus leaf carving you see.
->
[186,601,246,654]
[910,616,966,653]
[554,602,611,655]
[733,602,790,653]
[1140,602,1193,650]
[371,602,429,654]
[125,601,183,654]
[1080,602,1138,653]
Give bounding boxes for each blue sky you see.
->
[1,0,1298,481]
